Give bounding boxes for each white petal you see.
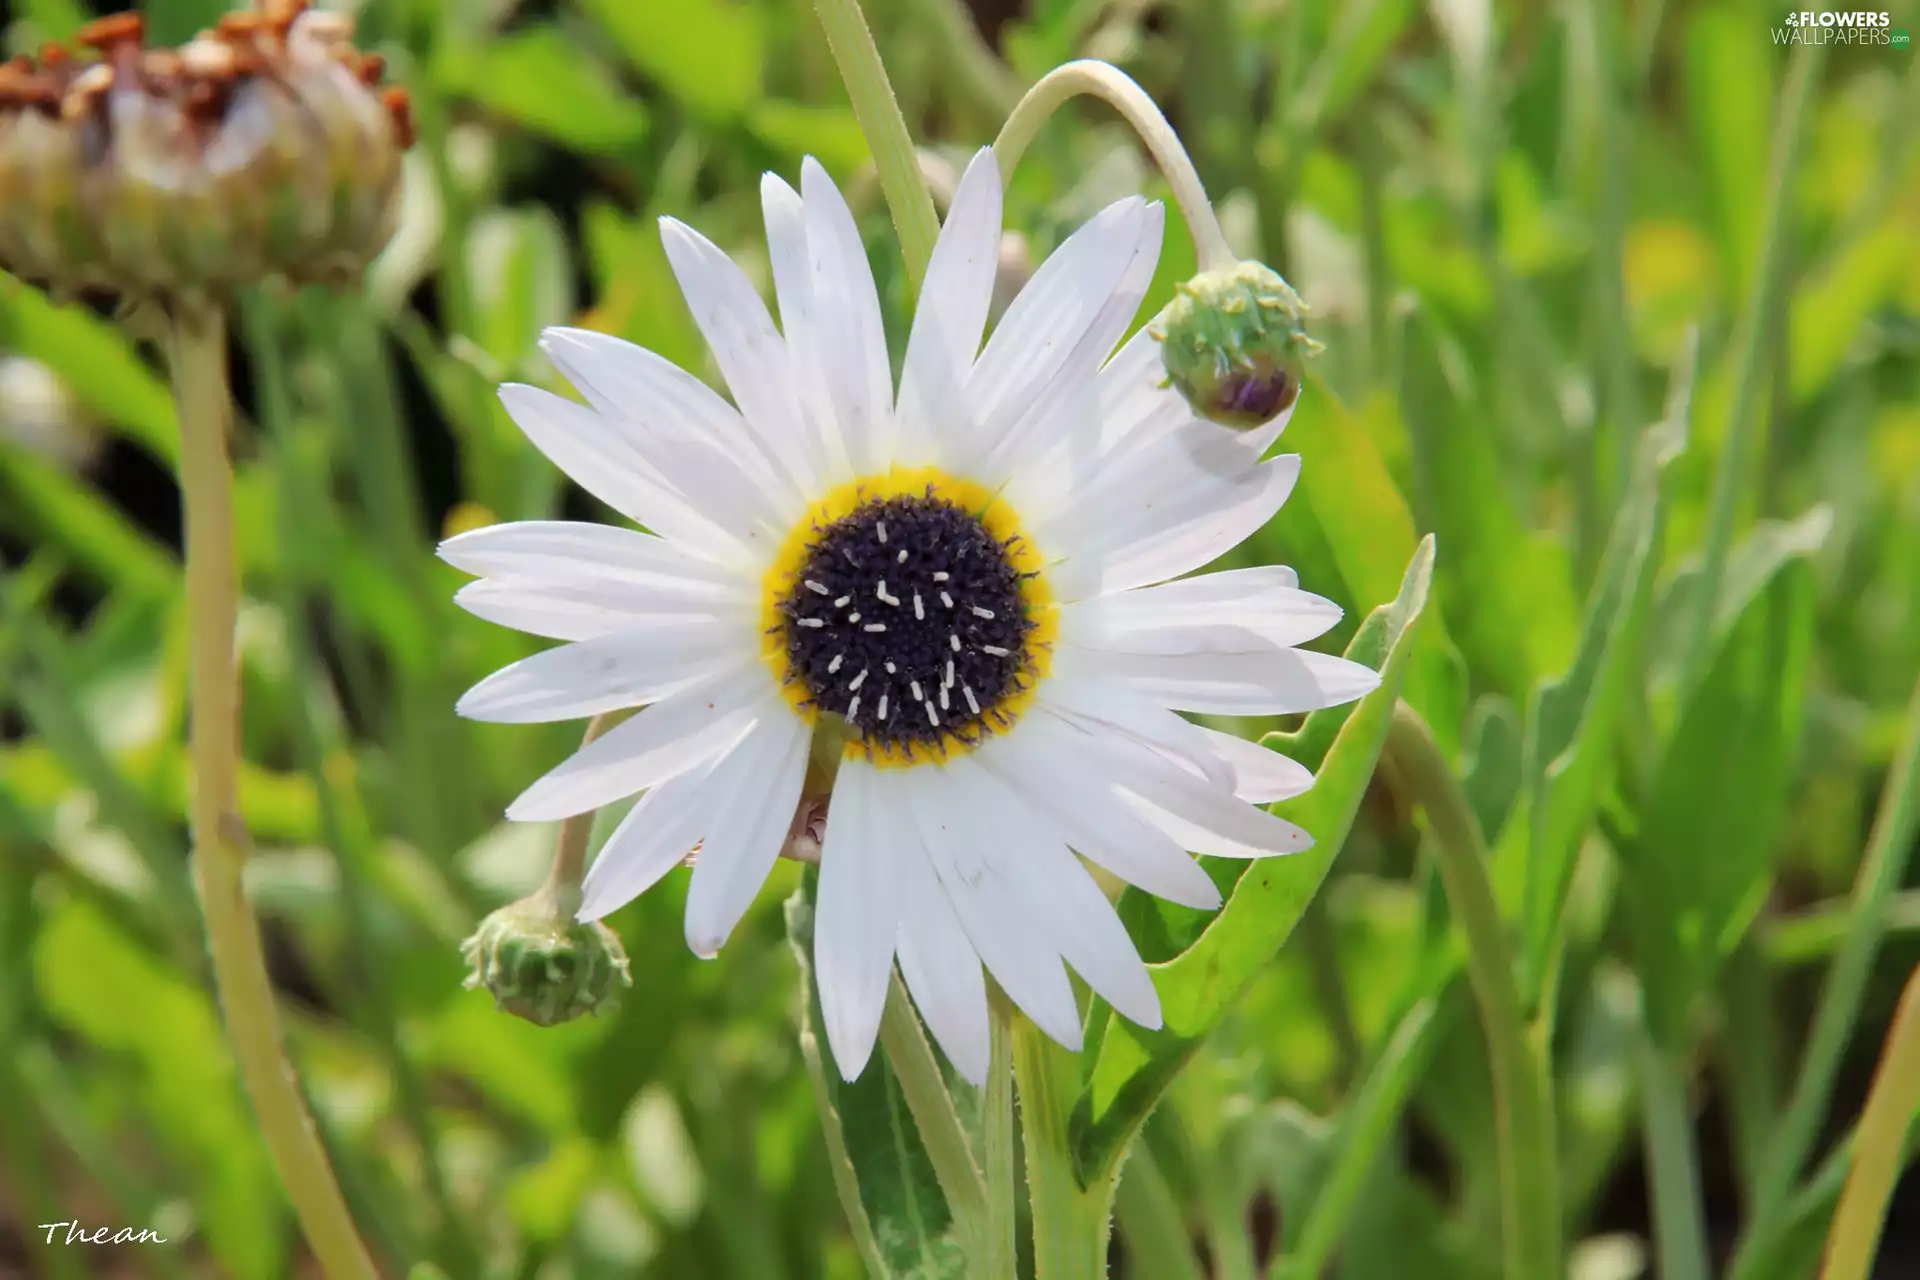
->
[577,766,714,921]
[814,759,898,1082]
[1063,569,1343,652]
[453,575,753,644]
[896,148,1001,468]
[976,720,1223,909]
[682,711,811,956]
[901,767,1084,1050]
[505,673,770,820]
[456,625,752,723]
[892,822,990,1084]
[539,327,803,528]
[1037,676,1234,793]
[659,217,821,496]
[1198,728,1315,804]
[957,198,1155,478]
[439,521,749,598]
[1057,643,1381,717]
[802,158,896,477]
[972,202,1165,486]
[497,385,748,564]
[945,758,1161,1030]
[1048,454,1303,600]
[761,174,853,486]
[1077,723,1316,858]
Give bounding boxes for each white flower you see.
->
[441,150,1380,1084]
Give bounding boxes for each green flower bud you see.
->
[1154,260,1323,429]
[0,2,412,306]
[461,889,633,1029]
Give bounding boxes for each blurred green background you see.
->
[1,0,1917,1276]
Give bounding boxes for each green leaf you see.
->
[0,445,177,594]
[1683,3,1773,295]
[34,899,286,1279]
[436,27,651,154]
[1460,695,1522,847]
[784,892,966,1279]
[1398,307,1578,699]
[1507,404,1688,1005]
[580,0,766,124]
[1076,536,1436,1179]
[1280,378,1466,749]
[1625,552,1818,1045]
[747,102,874,175]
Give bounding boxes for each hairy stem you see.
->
[992,60,1234,269]
[171,304,377,1279]
[1386,704,1559,1280]
[1821,963,1920,1280]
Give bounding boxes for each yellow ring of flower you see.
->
[759,466,1057,769]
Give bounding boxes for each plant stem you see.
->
[878,976,990,1247]
[992,60,1235,269]
[812,0,942,289]
[540,712,624,917]
[1679,39,1824,694]
[985,989,1019,1279]
[1014,1016,1115,1280]
[169,303,377,1280]
[1640,1034,1712,1280]
[1758,670,1920,1220]
[1385,703,1559,1280]
[1820,963,1920,1280]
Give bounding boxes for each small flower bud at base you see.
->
[461,890,633,1028]
[1155,260,1324,430]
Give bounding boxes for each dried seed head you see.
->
[461,893,633,1029]
[1155,260,1324,430]
[0,1,413,306]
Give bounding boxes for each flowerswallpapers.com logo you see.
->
[1773,10,1908,43]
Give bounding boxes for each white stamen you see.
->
[797,617,825,628]
[940,686,950,710]
[878,694,889,719]
[972,606,996,620]
[949,634,961,652]
[897,549,908,563]
[876,521,888,544]
[835,595,852,608]
[805,580,829,595]
[963,686,980,715]
[847,695,861,722]
[913,593,925,620]
[885,660,897,674]
[827,654,844,674]
[848,612,861,623]
[933,572,950,582]
[848,669,868,691]
[940,592,954,608]
[876,581,900,606]
[910,681,923,701]
[981,644,1010,657]
[926,702,940,726]
[944,660,955,685]
[864,623,887,633]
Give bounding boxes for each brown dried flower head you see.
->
[0,0,413,303]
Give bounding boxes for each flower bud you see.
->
[0,1,411,305]
[1154,260,1323,429]
[461,890,633,1028]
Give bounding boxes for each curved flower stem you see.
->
[539,711,624,918]
[1385,703,1559,1280]
[992,60,1235,270]
[812,0,942,289]
[169,304,377,1280]
[1820,962,1920,1280]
